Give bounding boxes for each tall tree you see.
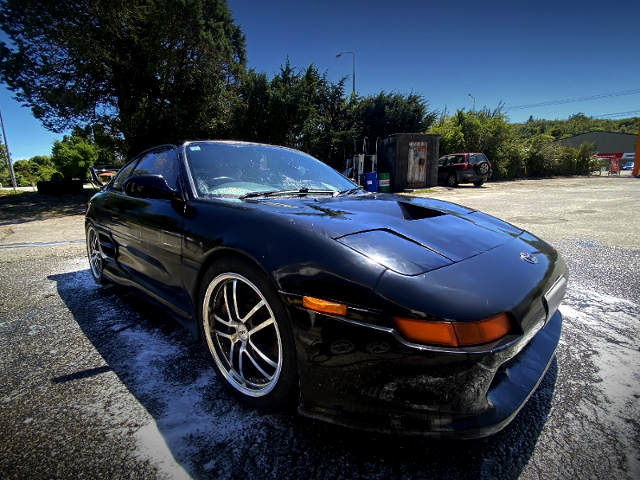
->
[50,135,100,180]
[0,0,246,157]
[11,160,35,187]
[27,155,58,182]
[231,61,356,169]
[356,92,436,144]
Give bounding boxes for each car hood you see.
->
[248,193,524,271]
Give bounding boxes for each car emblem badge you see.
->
[520,252,538,264]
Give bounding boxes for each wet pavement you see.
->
[1,176,639,479]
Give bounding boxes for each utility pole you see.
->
[632,121,640,177]
[0,102,17,191]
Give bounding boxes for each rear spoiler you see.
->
[90,165,122,188]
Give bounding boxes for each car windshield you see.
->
[184,142,357,198]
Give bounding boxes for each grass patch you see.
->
[0,189,27,196]
[412,189,436,194]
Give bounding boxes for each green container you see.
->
[377,172,390,193]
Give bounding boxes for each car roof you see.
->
[445,153,485,156]
[181,139,307,155]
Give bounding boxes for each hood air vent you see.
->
[398,201,445,221]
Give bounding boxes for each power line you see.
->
[504,89,640,111]
[592,110,640,119]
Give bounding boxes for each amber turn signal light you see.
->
[302,296,347,316]
[393,313,511,347]
[454,313,511,346]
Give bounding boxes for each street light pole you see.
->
[336,51,355,95]
[468,93,475,111]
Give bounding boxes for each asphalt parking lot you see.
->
[1,176,639,479]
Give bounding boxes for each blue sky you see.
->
[1,0,639,160]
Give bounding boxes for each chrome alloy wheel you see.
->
[86,226,104,282]
[202,273,283,397]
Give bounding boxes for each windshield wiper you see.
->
[334,187,363,196]
[240,188,336,199]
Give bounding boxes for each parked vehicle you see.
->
[86,140,567,438]
[622,161,634,170]
[438,153,492,187]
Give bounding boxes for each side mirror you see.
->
[124,174,174,200]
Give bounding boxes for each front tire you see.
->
[199,257,297,411]
[86,224,108,285]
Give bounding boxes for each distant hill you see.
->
[512,114,639,141]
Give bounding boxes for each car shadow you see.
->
[50,268,556,480]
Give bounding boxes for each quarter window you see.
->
[111,159,139,192]
[470,154,487,164]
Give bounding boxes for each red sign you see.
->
[610,159,620,172]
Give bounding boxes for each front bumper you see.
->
[287,305,562,439]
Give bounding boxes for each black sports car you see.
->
[85,140,567,438]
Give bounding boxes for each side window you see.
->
[454,155,464,164]
[111,159,139,192]
[132,149,180,189]
[438,156,447,167]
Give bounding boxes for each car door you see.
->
[111,147,190,315]
[438,155,452,183]
[94,156,141,271]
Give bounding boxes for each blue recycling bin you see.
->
[363,172,378,192]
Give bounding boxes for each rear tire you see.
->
[198,257,297,412]
[447,173,459,187]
